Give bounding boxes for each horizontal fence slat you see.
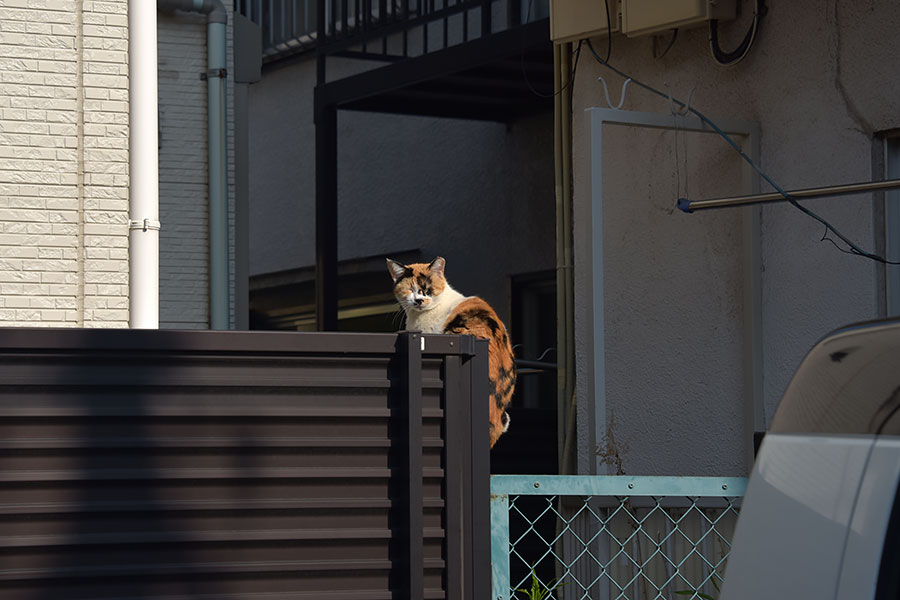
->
[0,527,447,549]
[0,467,445,482]
[0,497,446,515]
[0,558,447,581]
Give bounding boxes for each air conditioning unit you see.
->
[621,0,735,37]
[550,0,620,44]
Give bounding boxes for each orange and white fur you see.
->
[387,256,516,448]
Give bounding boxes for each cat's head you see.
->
[386,257,447,312]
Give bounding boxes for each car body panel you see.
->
[721,434,874,600]
[835,438,900,600]
[722,318,900,600]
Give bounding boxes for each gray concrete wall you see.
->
[248,57,556,323]
[573,0,900,477]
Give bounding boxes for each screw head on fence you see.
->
[534,482,540,488]
[627,482,634,489]
[722,483,728,490]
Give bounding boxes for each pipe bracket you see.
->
[201,68,228,80]
[129,219,162,232]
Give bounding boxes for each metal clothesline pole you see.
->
[678,178,900,213]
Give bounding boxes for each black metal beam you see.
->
[314,90,339,331]
[316,18,550,109]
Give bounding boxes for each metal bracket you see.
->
[200,68,228,80]
[129,218,161,232]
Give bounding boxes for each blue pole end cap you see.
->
[677,197,693,213]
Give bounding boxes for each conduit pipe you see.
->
[554,42,577,475]
[157,0,230,330]
[129,0,160,329]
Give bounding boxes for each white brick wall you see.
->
[157,5,235,329]
[0,0,129,327]
[0,2,235,329]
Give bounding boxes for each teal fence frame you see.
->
[491,475,749,600]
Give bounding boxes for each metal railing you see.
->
[491,476,748,600]
[235,0,547,60]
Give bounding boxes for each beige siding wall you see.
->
[0,0,129,327]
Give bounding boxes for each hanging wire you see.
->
[521,40,582,99]
[520,0,582,99]
[583,41,900,265]
[653,29,678,60]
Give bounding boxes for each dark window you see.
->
[491,271,558,475]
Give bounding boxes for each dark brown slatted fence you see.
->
[0,329,489,600]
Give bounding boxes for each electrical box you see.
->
[621,0,735,37]
[550,0,620,44]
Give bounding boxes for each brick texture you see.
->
[0,0,129,327]
[0,2,235,328]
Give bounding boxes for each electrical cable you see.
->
[709,0,766,66]
[521,40,582,99]
[583,43,900,265]
[600,0,611,64]
[653,29,678,60]
[520,0,582,99]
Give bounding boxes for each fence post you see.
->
[491,490,511,600]
[444,350,465,599]
[470,338,491,598]
[398,332,424,600]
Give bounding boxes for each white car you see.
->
[722,319,900,600]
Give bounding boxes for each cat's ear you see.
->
[386,259,407,283]
[429,257,446,278]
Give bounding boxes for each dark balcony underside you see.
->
[317,18,554,122]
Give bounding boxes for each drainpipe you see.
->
[129,0,160,329]
[158,0,230,330]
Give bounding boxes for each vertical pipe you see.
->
[129,0,160,329]
[553,43,564,468]
[561,42,576,475]
[208,18,229,329]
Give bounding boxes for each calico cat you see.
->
[387,256,516,448]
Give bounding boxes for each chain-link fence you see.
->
[491,476,748,600]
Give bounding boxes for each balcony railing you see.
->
[235,0,548,60]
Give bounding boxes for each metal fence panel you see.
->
[491,475,748,600]
[0,328,489,600]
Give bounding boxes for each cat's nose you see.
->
[414,298,424,306]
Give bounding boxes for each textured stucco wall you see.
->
[0,0,130,327]
[573,0,900,476]
[248,58,556,322]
